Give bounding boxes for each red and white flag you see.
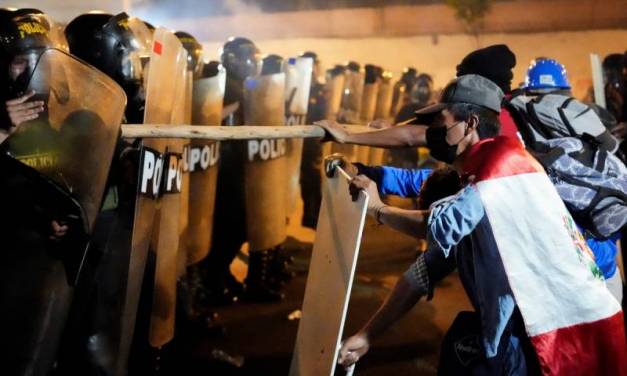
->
[465,137,626,375]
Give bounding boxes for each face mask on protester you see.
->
[425,121,467,164]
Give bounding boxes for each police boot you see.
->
[177,276,225,337]
[268,245,295,289]
[244,250,284,302]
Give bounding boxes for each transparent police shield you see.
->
[177,68,193,278]
[338,68,364,124]
[118,28,187,365]
[333,69,363,161]
[0,48,125,284]
[325,70,345,121]
[356,77,379,163]
[127,17,154,53]
[285,57,313,217]
[186,66,226,265]
[369,72,394,165]
[244,72,288,252]
[322,70,345,158]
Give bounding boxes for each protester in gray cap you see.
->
[334,74,626,374]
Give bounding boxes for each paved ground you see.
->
[159,197,472,375]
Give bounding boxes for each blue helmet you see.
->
[524,58,571,90]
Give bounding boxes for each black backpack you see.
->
[506,94,627,238]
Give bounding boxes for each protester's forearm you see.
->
[373,206,428,239]
[344,124,427,148]
[362,274,424,339]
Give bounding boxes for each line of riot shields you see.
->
[0,8,425,375]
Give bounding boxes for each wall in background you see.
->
[201,29,627,100]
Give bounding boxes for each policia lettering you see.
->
[138,147,184,198]
[183,143,220,172]
[248,139,287,162]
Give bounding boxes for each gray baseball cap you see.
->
[414,74,504,123]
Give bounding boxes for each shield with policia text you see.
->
[118,28,187,365]
[186,64,226,265]
[177,67,193,277]
[285,56,313,217]
[368,70,394,166]
[321,66,346,158]
[334,63,363,161]
[0,47,125,375]
[148,32,188,348]
[356,64,380,163]
[0,48,125,284]
[244,71,288,252]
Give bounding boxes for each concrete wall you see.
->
[201,29,627,100]
[167,0,627,40]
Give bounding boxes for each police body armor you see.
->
[0,48,125,375]
[243,71,287,252]
[285,57,313,217]
[186,65,226,264]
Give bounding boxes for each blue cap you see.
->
[524,58,571,90]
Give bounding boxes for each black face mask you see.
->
[426,121,465,164]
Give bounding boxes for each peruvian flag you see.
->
[464,137,626,375]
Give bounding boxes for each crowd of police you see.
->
[0,6,626,376]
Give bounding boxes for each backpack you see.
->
[506,94,627,238]
[507,93,620,154]
[529,138,627,238]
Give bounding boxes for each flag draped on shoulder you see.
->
[463,136,626,376]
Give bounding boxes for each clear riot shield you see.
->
[177,69,193,278]
[119,28,187,367]
[244,72,288,252]
[127,16,154,52]
[0,48,125,283]
[0,48,124,374]
[148,36,188,348]
[356,75,379,163]
[285,57,313,217]
[186,67,226,265]
[322,69,346,158]
[334,69,363,161]
[369,72,394,166]
[390,78,407,119]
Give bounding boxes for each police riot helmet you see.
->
[175,31,203,77]
[261,54,284,75]
[0,11,54,98]
[346,61,361,73]
[220,37,259,81]
[524,58,571,91]
[409,73,433,105]
[65,12,150,123]
[299,51,318,64]
[364,64,382,84]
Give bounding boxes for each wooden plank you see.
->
[121,124,373,140]
[289,167,368,376]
